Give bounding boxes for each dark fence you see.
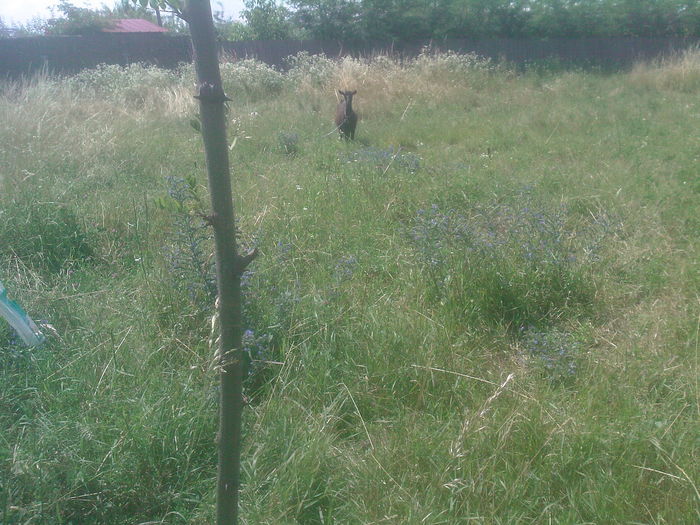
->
[1,34,698,78]
[0,34,190,78]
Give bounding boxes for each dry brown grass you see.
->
[285,51,505,123]
[628,45,700,92]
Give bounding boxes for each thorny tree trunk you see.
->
[184,1,255,523]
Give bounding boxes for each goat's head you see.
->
[338,89,357,103]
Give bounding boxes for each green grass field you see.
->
[1,49,698,524]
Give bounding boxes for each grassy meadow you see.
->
[0,49,698,524]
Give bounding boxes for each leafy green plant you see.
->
[408,191,614,329]
[159,175,298,391]
[159,176,213,289]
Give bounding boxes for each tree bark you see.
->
[184,2,251,523]
[155,6,163,27]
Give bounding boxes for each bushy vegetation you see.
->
[5,0,700,40]
[1,50,698,523]
[251,0,700,41]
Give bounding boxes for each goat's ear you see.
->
[337,89,343,95]
[351,90,357,95]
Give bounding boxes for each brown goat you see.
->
[335,89,358,140]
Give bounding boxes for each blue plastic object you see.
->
[0,280,45,346]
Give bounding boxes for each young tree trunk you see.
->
[155,6,163,27]
[184,1,254,523]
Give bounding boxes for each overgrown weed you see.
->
[0,50,698,523]
[628,45,700,92]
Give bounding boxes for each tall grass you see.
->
[629,45,700,92]
[1,49,698,524]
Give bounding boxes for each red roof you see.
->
[103,19,168,33]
